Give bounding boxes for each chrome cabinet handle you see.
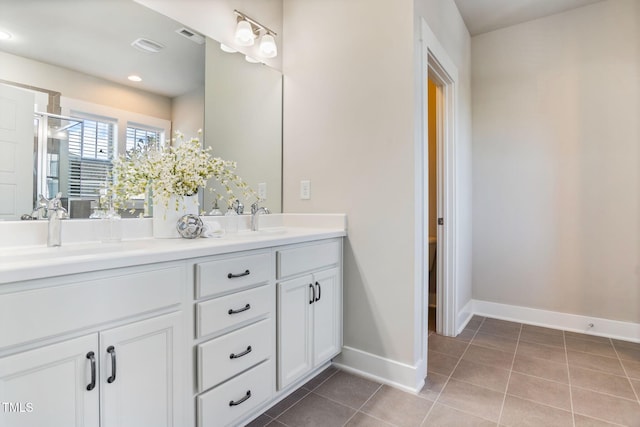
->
[315,281,321,302]
[227,269,250,279]
[228,304,251,315]
[309,283,315,304]
[229,346,252,359]
[86,351,96,391]
[229,390,251,406]
[107,346,117,384]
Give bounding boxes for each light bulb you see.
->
[234,19,255,46]
[259,33,277,58]
[220,43,237,53]
[0,30,12,41]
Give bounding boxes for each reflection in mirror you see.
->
[0,0,283,221]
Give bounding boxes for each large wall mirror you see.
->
[0,0,282,220]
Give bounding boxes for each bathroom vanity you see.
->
[0,214,345,427]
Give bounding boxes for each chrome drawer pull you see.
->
[229,390,251,406]
[227,269,250,279]
[228,304,251,315]
[229,346,252,359]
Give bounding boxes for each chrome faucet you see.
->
[250,202,270,232]
[232,199,244,215]
[21,194,49,220]
[46,193,67,247]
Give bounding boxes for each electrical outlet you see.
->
[300,180,311,200]
[258,182,267,200]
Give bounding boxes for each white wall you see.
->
[0,51,171,120]
[282,0,471,389]
[415,0,474,329]
[472,0,640,323]
[171,86,204,140]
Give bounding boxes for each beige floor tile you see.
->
[515,340,567,364]
[478,320,521,340]
[419,372,449,401]
[428,351,460,376]
[301,366,338,391]
[451,359,510,393]
[344,412,395,427]
[565,335,618,358]
[277,393,356,427]
[472,332,518,354]
[266,388,310,418]
[631,378,640,398]
[571,386,640,426]
[511,354,569,384]
[422,403,495,427]
[462,345,514,370]
[573,414,625,427]
[499,395,573,427]
[506,372,571,410]
[612,340,640,362]
[361,385,433,427]
[456,328,476,342]
[621,358,640,380]
[465,315,486,331]
[314,371,381,410]
[428,334,470,358]
[567,350,625,376]
[245,414,274,427]
[265,420,287,426]
[569,366,637,400]
[521,324,564,337]
[519,328,565,348]
[564,331,612,344]
[437,378,504,422]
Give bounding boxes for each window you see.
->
[67,116,116,199]
[126,124,163,154]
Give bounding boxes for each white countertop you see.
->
[0,214,346,284]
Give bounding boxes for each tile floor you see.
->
[248,316,640,426]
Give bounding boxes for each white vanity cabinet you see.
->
[193,250,276,427]
[276,240,342,390]
[0,264,184,427]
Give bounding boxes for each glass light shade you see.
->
[0,30,12,41]
[234,20,255,46]
[259,33,277,58]
[245,55,260,64]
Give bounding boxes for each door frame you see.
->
[415,18,459,375]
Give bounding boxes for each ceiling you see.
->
[453,0,605,36]
[0,0,205,98]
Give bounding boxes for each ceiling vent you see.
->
[131,38,165,53]
[175,27,205,45]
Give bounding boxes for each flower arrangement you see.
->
[108,131,256,213]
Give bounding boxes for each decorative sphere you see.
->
[176,214,204,239]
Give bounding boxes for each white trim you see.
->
[473,300,640,343]
[333,346,424,393]
[456,299,474,335]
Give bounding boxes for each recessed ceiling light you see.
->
[128,75,142,82]
[0,30,13,41]
[131,38,164,53]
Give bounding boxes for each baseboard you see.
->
[456,299,474,334]
[473,299,640,343]
[332,346,424,393]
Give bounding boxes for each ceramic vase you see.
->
[152,194,199,238]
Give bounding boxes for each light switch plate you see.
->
[300,180,310,200]
[258,182,267,200]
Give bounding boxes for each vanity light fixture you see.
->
[245,55,260,64]
[220,43,237,53]
[0,30,12,41]
[233,10,278,59]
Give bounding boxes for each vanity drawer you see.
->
[196,252,271,299]
[0,265,183,349]
[277,240,341,279]
[197,359,273,427]
[196,284,273,338]
[197,318,272,392]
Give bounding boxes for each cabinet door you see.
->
[100,312,181,427]
[0,334,99,427]
[277,275,313,390]
[312,268,342,365]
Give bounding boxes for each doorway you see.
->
[427,78,439,334]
